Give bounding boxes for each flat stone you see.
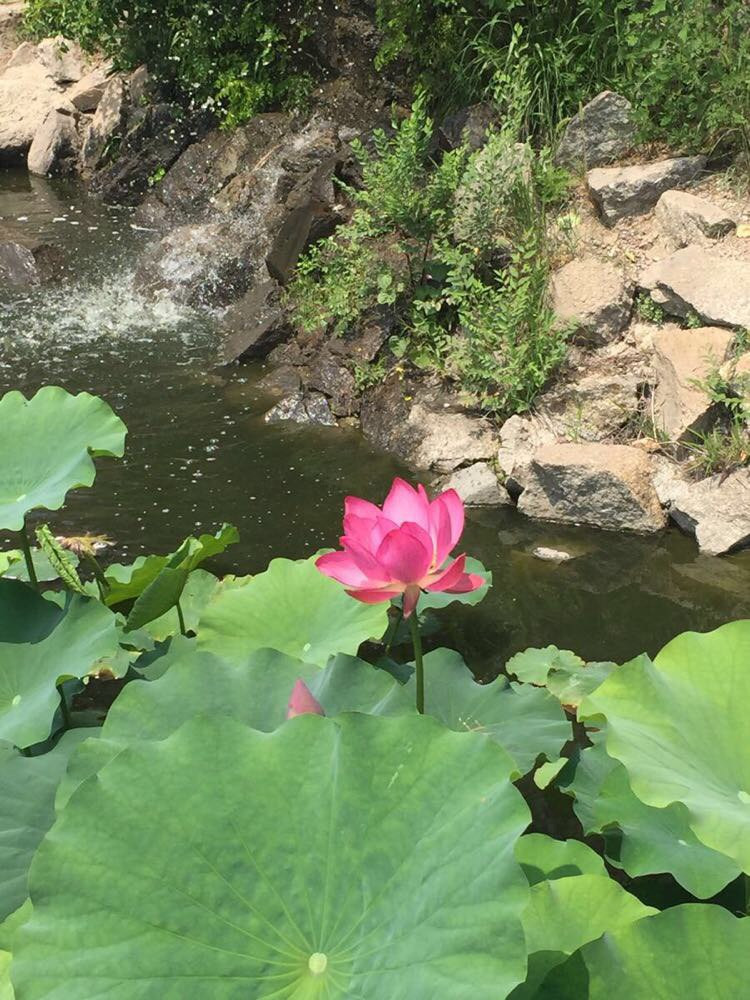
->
[517,442,666,533]
[587,156,706,225]
[640,246,750,328]
[655,463,750,555]
[555,91,635,168]
[532,547,573,562]
[217,279,290,365]
[36,36,84,83]
[67,64,111,112]
[550,256,633,344]
[442,462,509,506]
[652,325,734,441]
[655,190,736,248]
[27,108,79,176]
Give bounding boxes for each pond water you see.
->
[2,170,749,674]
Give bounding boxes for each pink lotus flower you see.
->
[316,478,483,617]
[286,679,325,720]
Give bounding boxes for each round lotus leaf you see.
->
[514,834,607,886]
[0,597,120,748]
[565,741,740,899]
[16,714,531,999]
[197,556,389,667]
[0,951,11,1000]
[0,388,126,532]
[506,647,584,687]
[580,621,750,873]
[0,729,97,922]
[406,648,571,775]
[0,581,63,645]
[536,903,750,999]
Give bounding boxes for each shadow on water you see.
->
[2,170,749,675]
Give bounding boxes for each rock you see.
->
[217,279,290,365]
[655,190,736,248]
[555,91,635,168]
[305,350,358,417]
[651,325,735,441]
[550,256,633,345]
[258,365,301,396]
[36,36,83,84]
[0,242,39,286]
[79,74,128,174]
[639,246,750,329]
[587,156,707,225]
[0,3,24,74]
[497,413,558,479]
[27,108,80,176]
[360,379,499,472]
[0,45,66,162]
[328,306,394,363]
[128,65,154,106]
[134,220,257,308]
[442,462,509,506]
[67,64,112,112]
[516,443,666,533]
[654,461,750,554]
[264,390,337,427]
[532,547,573,562]
[437,103,497,152]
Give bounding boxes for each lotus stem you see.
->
[176,600,187,637]
[409,613,425,714]
[83,551,109,602]
[384,606,404,656]
[19,519,39,591]
[57,683,72,731]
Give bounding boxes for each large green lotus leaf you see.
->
[536,903,750,999]
[0,388,126,532]
[0,597,120,748]
[514,834,607,886]
[417,556,492,610]
[0,582,63,645]
[511,874,654,1000]
[198,556,389,667]
[565,741,740,898]
[0,729,97,922]
[406,648,571,775]
[16,714,531,999]
[306,653,412,717]
[139,569,221,640]
[0,951,11,1000]
[101,554,168,606]
[580,620,750,873]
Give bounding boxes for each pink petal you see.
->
[340,537,392,584]
[346,586,404,605]
[402,584,421,618]
[445,572,484,594]
[344,495,383,520]
[342,514,378,548]
[430,489,465,556]
[376,524,433,584]
[287,679,325,719]
[428,495,454,565]
[424,554,468,592]
[382,478,431,530]
[315,551,372,588]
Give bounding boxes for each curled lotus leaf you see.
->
[0,388,126,532]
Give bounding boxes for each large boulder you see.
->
[639,246,750,328]
[655,190,736,248]
[653,460,750,554]
[555,91,635,168]
[0,43,66,162]
[79,74,128,174]
[587,156,706,225]
[550,256,633,344]
[497,413,558,481]
[651,325,735,441]
[516,442,666,533]
[442,462,509,506]
[27,107,80,176]
[67,64,113,112]
[361,378,499,472]
[36,36,84,84]
[217,279,290,365]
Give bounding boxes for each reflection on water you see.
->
[1,170,748,676]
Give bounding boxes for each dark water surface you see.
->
[2,170,749,673]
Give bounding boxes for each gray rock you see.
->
[36,36,83,84]
[0,242,39,286]
[217,279,290,365]
[654,461,750,555]
[305,350,358,417]
[328,305,394,363]
[128,65,154,106]
[555,91,635,168]
[442,462,509,506]
[264,390,337,427]
[655,190,736,248]
[258,364,301,396]
[639,246,750,328]
[550,256,633,345]
[651,325,735,441]
[516,442,666,533]
[532,546,573,562]
[27,108,79,176]
[79,74,128,174]
[67,64,111,112]
[0,44,65,162]
[497,413,558,480]
[587,156,707,225]
[438,103,497,152]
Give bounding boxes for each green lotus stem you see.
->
[83,551,109,602]
[19,519,39,591]
[176,600,187,637]
[384,606,404,656]
[57,684,72,730]
[409,613,425,714]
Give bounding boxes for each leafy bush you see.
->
[23,0,316,125]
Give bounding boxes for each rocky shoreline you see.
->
[2,15,749,556]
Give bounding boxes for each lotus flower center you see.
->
[308,953,328,975]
